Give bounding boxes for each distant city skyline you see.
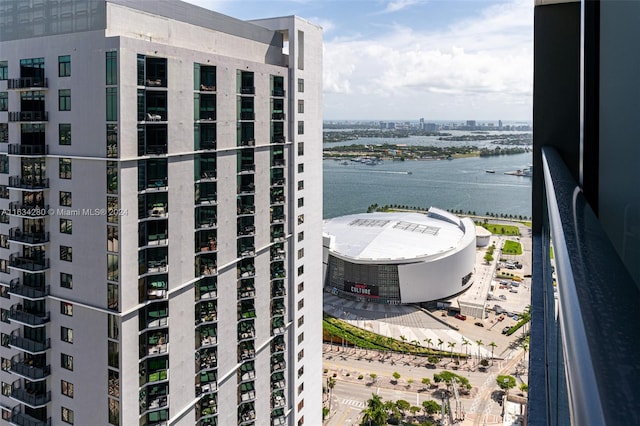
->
[185,0,533,121]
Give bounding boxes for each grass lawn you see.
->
[503,240,523,255]
[482,224,521,236]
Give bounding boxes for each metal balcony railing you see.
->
[8,144,49,156]
[7,77,48,89]
[8,111,48,122]
[528,147,640,426]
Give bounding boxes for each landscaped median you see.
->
[323,314,454,358]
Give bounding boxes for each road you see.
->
[323,346,526,426]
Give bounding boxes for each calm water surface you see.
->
[323,152,532,219]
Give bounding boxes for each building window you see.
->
[61,326,73,343]
[0,260,7,274]
[298,214,304,225]
[297,382,304,395]
[59,158,72,179]
[60,218,72,234]
[297,248,304,259]
[298,198,304,208]
[107,226,118,252]
[108,341,119,368]
[0,123,7,143]
[298,142,304,155]
[107,282,118,311]
[298,416,304,426]
[297,349,304,361]
[0,155,8,174]
[61,407,74,424]
[0,235,7,249]
[298,299,304,310]
[298,231,304,242]
[60,191,72,207]
[59,89,71,111]
[0,333,8,347]
[298,163,304,173]
[297,365,304,378]
[107,123,118,158]
[107,161,118,194]
[61,353,73,370]
[297,265,304,276]
[59,55,71,77]
[297,121,304,135]
[61,302,73,316]
[0,309,8,323]
[106,51,117,85]
[297,316,304,327]
[1,358,9,371]
[297,180,304,190]
[61,380,74,398]
[108,397,120,425]
[297,332,304,344]
[1,382,10,396]
[59,123,71,145]
[297,282,304,293]
[298,78,304,92]
[107,254,119,282]
[106,87,117,121]
[0,92,7,111]
[60,245,72,262]
[61,272,73,289]
[0,62,7,80]
[108,315,120,339]
[298,99,304,114]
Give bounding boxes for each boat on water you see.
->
[486,170,496,174]
[341,161,349,165]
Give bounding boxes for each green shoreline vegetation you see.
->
[323,142,530,161]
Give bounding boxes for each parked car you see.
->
[474,322,484,327]
[454,313,467,320]
[513,315,519,321]
[502,326,511,334]
[499,295,507,300]
[509,288,518,293]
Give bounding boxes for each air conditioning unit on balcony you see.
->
[149,204,166,217]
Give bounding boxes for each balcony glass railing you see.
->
[10,410,51,426]
[9,254,49,271]
[8,176,49,190]
[9,307,49,326]
[9,334,50,353]
[8,111,48,122]
[528,147,640,426]
[9,228,49,244]
[11,388,51,407]
[9,280,49,299]
[8,144,48,156]
[7,77,48,89]
[10,359,50,380]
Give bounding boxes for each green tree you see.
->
[476,339,484,364]
[361,394,388,426]
[424,337,433,352]
[484,252,494,264]
[369,373,377,384]
[422,400,441,416]
[421,377,431,388]
[407,378,414,388]
[327,377,336,412]
[396,399,410,418]
[447,341,456,362]
[488,341,498,366]
[427,355,439,365]
[392,371,401,384]
[496,375,516,394]
[437,338,444,359]
[461,338,470,360]
[520,383,529,393]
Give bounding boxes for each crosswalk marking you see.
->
[342,398,366,408]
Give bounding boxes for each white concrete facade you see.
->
[0,1,322,426]
[324,211,476,304]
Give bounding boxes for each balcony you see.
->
[238,164,255,174]
[271,390,285,409]
[9,280,49,299]
[9,228,49,245]
[10,357,50,381]
[237,203,255,216]
[196,301,217,325]
[141,331,168,357]
[195,277,217,301]
[7,77,48,89]
[9,306,49,326]
[238,244,255,258]
[11,386,51,408]
[270,355,286,373]
[8,144,48,156]
[8,111,48,122]
[239,112,255,121]
[240,86,255,95]
[197,394,217,419]
[271,135,286,144]
[8,202,49,218]
[271,283,286,298]
[272,158,285,168]
[196,348,217,371]
[9,332,50,353]
[10,408,51,426]
[238,138,255,147]
[528,147,640,426]
[9,254,49,272]
[271,177,285,187]
[271,112,285,121]
[8,176,49,190]
[198,326,217,348]
[237,225,255,238]
[238,285,255,301]
[272,88,285,97]
[197,371,217,396]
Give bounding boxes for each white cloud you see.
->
[323,0,533,119]
[307,16,335,33]
[382,0,422,14]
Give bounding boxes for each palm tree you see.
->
[476,339,484,364]
[437,338,444,360]
[447,341,456,362]
[461,338,470,362]
[327,377,336,412]
[424,337,433,353]
[361,394,387,426]
[488,342,498,366]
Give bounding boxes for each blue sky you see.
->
[184,0,533,121]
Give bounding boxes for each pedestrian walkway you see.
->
[324,293,497,359]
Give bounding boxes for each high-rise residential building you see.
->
[530,1,640,425]
[0,1,323,425]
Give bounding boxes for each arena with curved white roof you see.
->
[322,208,476,304]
